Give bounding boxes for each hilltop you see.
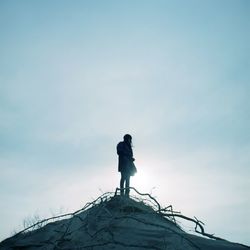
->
[0,188,249,250]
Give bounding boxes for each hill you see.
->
[1,188,249,250]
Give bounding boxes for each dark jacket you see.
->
[117,141,134,173]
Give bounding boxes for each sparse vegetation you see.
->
[1,188,249,250]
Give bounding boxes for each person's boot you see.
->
[120,188,124,196]
[125,188,130,197]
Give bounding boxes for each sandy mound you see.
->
[1,189,249,250]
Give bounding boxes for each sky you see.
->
[0,0,250,245]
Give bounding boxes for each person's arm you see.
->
[117,142,125,156]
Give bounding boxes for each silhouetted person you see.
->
[117,134,136,196]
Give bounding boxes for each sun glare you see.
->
[131,169,152,192]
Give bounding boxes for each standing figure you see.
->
[117,134,135,196]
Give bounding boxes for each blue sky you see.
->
[0,0,249,245]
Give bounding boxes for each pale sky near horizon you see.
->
[0,0,250,245]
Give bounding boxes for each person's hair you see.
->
[123,134,132,141]
[123,134,133,147]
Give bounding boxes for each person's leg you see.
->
[120,172,125,195]
[125,175,130,196]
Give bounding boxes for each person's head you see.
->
[123,134,132,144]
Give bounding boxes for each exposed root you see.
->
[6,186,235,250]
